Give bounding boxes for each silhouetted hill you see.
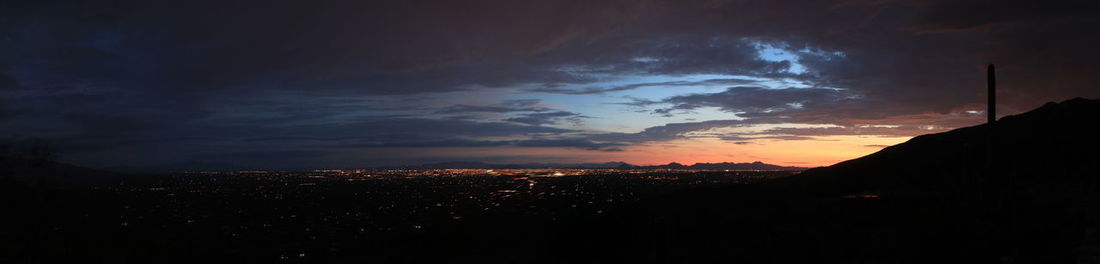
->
[782,97,1100,194]
[1,157,121,186]
[105,161,260,173]
[577,98,1100,263]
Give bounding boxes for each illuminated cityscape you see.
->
[38,169,794,262]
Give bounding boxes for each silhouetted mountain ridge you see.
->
[589,98,1100,263]
[1,156,120,185]
[781,97,1100,193]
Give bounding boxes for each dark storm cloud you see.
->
[513,138,625,152]
[3,0,1097,100]
[0,72,19,91]
[267,116,577,140]
[3,0,1099,167]
[0,0,645,95]
[505,111,588,126]
[335,138,623,152]
[434,99,588,126]
[760,126,927,138]
[436,105,531,114]
[537,35,801,78]
[707,125,945,144]
[530,78,760,95]
[718,135,817,141]
[434,99,550,114]
[591,119,752,142]
[646,86,856,116]
[908,0,1096,33]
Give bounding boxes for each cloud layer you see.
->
[2,0,1098,168]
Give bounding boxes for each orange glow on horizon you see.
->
[363,135,912,168]
[591,135,911,167]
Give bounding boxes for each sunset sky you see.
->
[2,0,1098,169]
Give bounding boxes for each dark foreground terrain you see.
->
[1,168,791,263]
[4,98,1100,264]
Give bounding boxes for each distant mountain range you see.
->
[393,161,805,170]
[1,157,120,185]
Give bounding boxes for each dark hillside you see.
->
[578,98,1100,264]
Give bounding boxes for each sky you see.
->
[2,0,1099,169]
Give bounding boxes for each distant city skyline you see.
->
[2,0,1099,169]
